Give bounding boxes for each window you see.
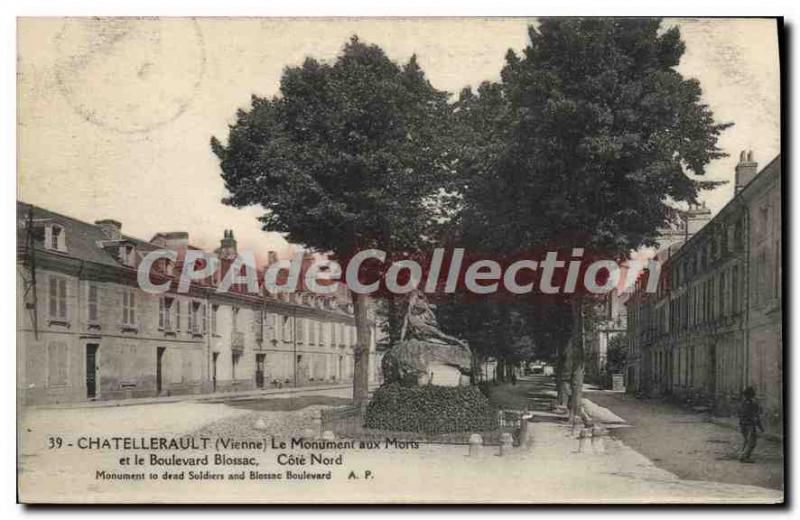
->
[121,289,136,326]
[774,239,781,300]
[232,352,240,379]
[48,275,68,321]
[45,224,67,252]
[46,341,68,386]
[175,300,182,331]
[120,244,136,267]
[756,205,768,238]
[87,284,99,323]
[189,301,201,334]
[297,318,306,344]
[309,319,317,345]
[282,315,292,341]
[232,307,240,332]
[51,226,62,250]
[720,227,728,254]
[253,310,263,341]
[51,226,61,250]
[734,220,744,250]
[159,296,175,330]
[265,313,276,342]
[211,305,218,335]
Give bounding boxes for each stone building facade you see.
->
[17,202,378,405]
[625,153,782,425]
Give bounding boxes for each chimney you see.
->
[735,150,758,194]
[95,219,122,241]
[684,201,712,238]
[150,231,189,249]
[218,229,238,260]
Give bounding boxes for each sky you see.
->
[17,18,781,263]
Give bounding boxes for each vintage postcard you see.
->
[16,17,783,504]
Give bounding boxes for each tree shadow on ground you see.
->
[208,395,353,411]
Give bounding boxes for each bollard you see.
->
[520,414,534,449]
[577,427,591,454]
[591,425,606,454]
[468,433,483,457]
[499,432,513,456]
[254,417,267,431]
[322,430,336,441]
[313,409,324,438]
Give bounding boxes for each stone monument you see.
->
[381,291,473,386]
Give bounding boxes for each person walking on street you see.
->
[738,386,765,463]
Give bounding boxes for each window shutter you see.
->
[122,291,128,324]
[158,298,165,328]
[58,279,67,319]
[49,277,58,317]
[88,285,98,322]
[129,291,135,324]
[298,318,305,343]
[188,302,194,332]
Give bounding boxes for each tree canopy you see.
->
[456,18,731,258]
[211,36,453,258]
[211,36,455,403]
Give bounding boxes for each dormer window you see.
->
[120,244,136,267]
[163,259,175,276]
[45,224,67,252]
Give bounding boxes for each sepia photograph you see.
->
[14,14,784,504]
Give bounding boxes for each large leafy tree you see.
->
[455,18,731,416]
[211,37,453,404]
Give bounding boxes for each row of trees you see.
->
[211,19,730,407]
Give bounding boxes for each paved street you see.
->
[18,380,783,503]
[585,388,784,491]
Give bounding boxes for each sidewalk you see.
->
[25,383,359,410]
[518,408,782,503]
[584,388,784,492]
[18,378,783,503]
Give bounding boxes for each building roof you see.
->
[17,200,355,312]
[17,201,156,268]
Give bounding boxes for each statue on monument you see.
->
[382,290,473,387]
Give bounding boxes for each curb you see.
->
[27,384,358,411]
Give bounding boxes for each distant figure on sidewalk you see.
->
[738,386,765,463]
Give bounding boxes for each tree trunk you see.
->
[569,297,585,422]
[385,292,403,346]
[352,291,371,406]
[555,340,570,406]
